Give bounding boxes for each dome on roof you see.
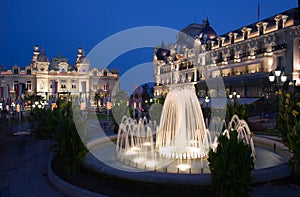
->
[37,49,48,62]
[179,23,203,39]
[175,23,204,52]
[155,41,170,61]
[198,19,217,43]
[156,48,170,61]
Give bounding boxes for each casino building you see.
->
[0,46,119,109]
[153,8,300,100]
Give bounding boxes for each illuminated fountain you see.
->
[83,84,290,186]
[116,85,256,172]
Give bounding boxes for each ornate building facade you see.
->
[153,8,300,99]
[0,46,119,109]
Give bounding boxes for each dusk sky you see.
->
[0,0,298,74]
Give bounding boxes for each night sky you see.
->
[0,0,297,74]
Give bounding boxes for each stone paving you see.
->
[0,121,64,197]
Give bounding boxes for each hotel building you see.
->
[153,8,300,100]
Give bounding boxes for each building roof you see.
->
[198,19,217,43]
[215,7,299,42]
[36,49,48,62]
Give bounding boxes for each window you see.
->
[26,69,31,75]
[277,56,283,68]
[218,52,223,62]
[259,26,263,35]
[71,81,76,89]
[230,49,235,60]
[243,45,249,57]
[26,81,32,90]
[278,19,283,29]
[61,80,66,88]
[13,68,18,74]
[104,84,108,91]
[13,81,18,91]
[103,70,107,76]
[93,84,97,90]
[230,35,234,44]
[243,32,248,40]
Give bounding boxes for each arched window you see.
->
[278,19,283,29]
[243,32,248,40]
[103,70,108,76]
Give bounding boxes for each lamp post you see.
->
[268,68,287,93]
[228,90,240,103]
[205,96,210,108]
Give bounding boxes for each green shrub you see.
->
[277,91,300,180]
[225,102,247,124]
[49,101,88,174]
[208,130,254,197]
[30,107,52,140]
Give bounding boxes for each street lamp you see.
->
[268,69,287,84]
[268,68,287,96]
[229,90,240,101]
[205,96,210,108]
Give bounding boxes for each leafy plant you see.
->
[225,102,247,124]
[48,100,88,174]
[277,91,300,180]
[30,107,51,140]
[208,130,254,197]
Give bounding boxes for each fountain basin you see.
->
[83,135,292,186]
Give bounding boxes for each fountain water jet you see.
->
[156,85,213,159]
[116,85,218,172]
[223,115,256,157]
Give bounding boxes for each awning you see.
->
[233,97,261,105]
[199,97,261,108]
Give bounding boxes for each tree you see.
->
[111,90,131,125]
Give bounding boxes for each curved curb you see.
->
[83,154,212,186]
[47,156,107,197]
[83,135,293,186]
